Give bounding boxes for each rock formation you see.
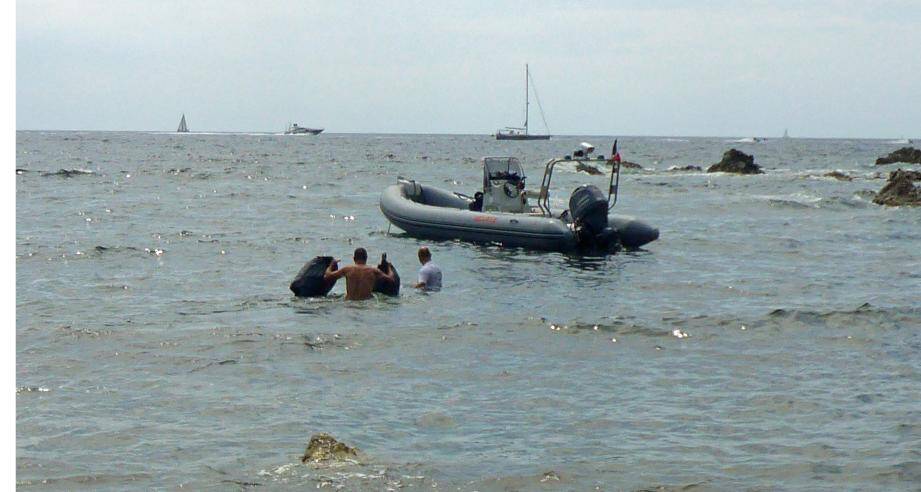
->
[707,149,763,174]
[301,433,359,463]
[873,169,921,206]
[875,147,921,165]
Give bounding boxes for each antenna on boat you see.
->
[524,63,529,133]
[607,140,621,209]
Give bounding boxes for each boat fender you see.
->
[290,256,338,297]
[373,253,400,296]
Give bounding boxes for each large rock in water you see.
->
[300,433,358,463]
[372,253,400,296]
[873,169,921,206]
[290,256,337,297]
[875,147,921,165]
[707,149,764,174]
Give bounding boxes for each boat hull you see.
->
[496,133,550,140]
[285,128,324,135]
[379,183,658,252]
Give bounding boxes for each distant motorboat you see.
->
[177,114,189,133]
[285,123,323,135]
[496,64,550,140]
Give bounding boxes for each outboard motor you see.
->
[569,185,618,250]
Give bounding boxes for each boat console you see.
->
[482,157,529,213]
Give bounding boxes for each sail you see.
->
[177,114,188,133]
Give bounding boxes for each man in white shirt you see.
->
[413,246,442,291]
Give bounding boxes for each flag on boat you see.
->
[611,140,621,163]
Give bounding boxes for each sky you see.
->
[15,0,921,138]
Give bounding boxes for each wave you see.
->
[549,303,920,341]
[752,192,822,209]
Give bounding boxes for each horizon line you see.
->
[13,129,919,141]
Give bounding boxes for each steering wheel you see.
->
[503,182,518,198]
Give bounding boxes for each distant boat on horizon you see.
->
[782,128,790,139]
[496,64,550,141]
[285,123,323,135]
[177,114,189,133]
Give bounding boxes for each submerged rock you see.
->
[875,147,921,165]
[668,165,702,172]
[300,433,359,463]
[42,168,94,177]
[620,161,644,169]
[707,149,763,174]
[873,169,921,206]
[540,471,561,482]
[824,171,853,181]
[575,162,604,175]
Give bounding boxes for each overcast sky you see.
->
[16,0,921,137]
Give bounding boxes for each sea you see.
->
[15,131,921,490]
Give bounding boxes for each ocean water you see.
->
[15,131,921,490]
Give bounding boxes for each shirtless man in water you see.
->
[323,247,395,301]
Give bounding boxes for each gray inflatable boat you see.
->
[380,146,659,252]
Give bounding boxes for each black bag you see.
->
[373,253,400,296]
[290,256,338,297]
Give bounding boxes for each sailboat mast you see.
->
[524,64,529,134]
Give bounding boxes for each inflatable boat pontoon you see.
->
[379,142,659,253]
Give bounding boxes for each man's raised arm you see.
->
[324,260,347,281]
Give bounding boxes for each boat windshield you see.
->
[483,157,525,187]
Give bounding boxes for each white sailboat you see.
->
[177,114,189,133]
[496,64,550,140]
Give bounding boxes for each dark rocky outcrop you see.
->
[301,433,358,463]
[575,162,603,175]
[372,253,400,296]
[290,256,337,297]
[668,165,702,172]
[707,149,763,174]
[873,169,921,206]
[875,147,921,165]
[824,171,853,181]
[620,161,643,169]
